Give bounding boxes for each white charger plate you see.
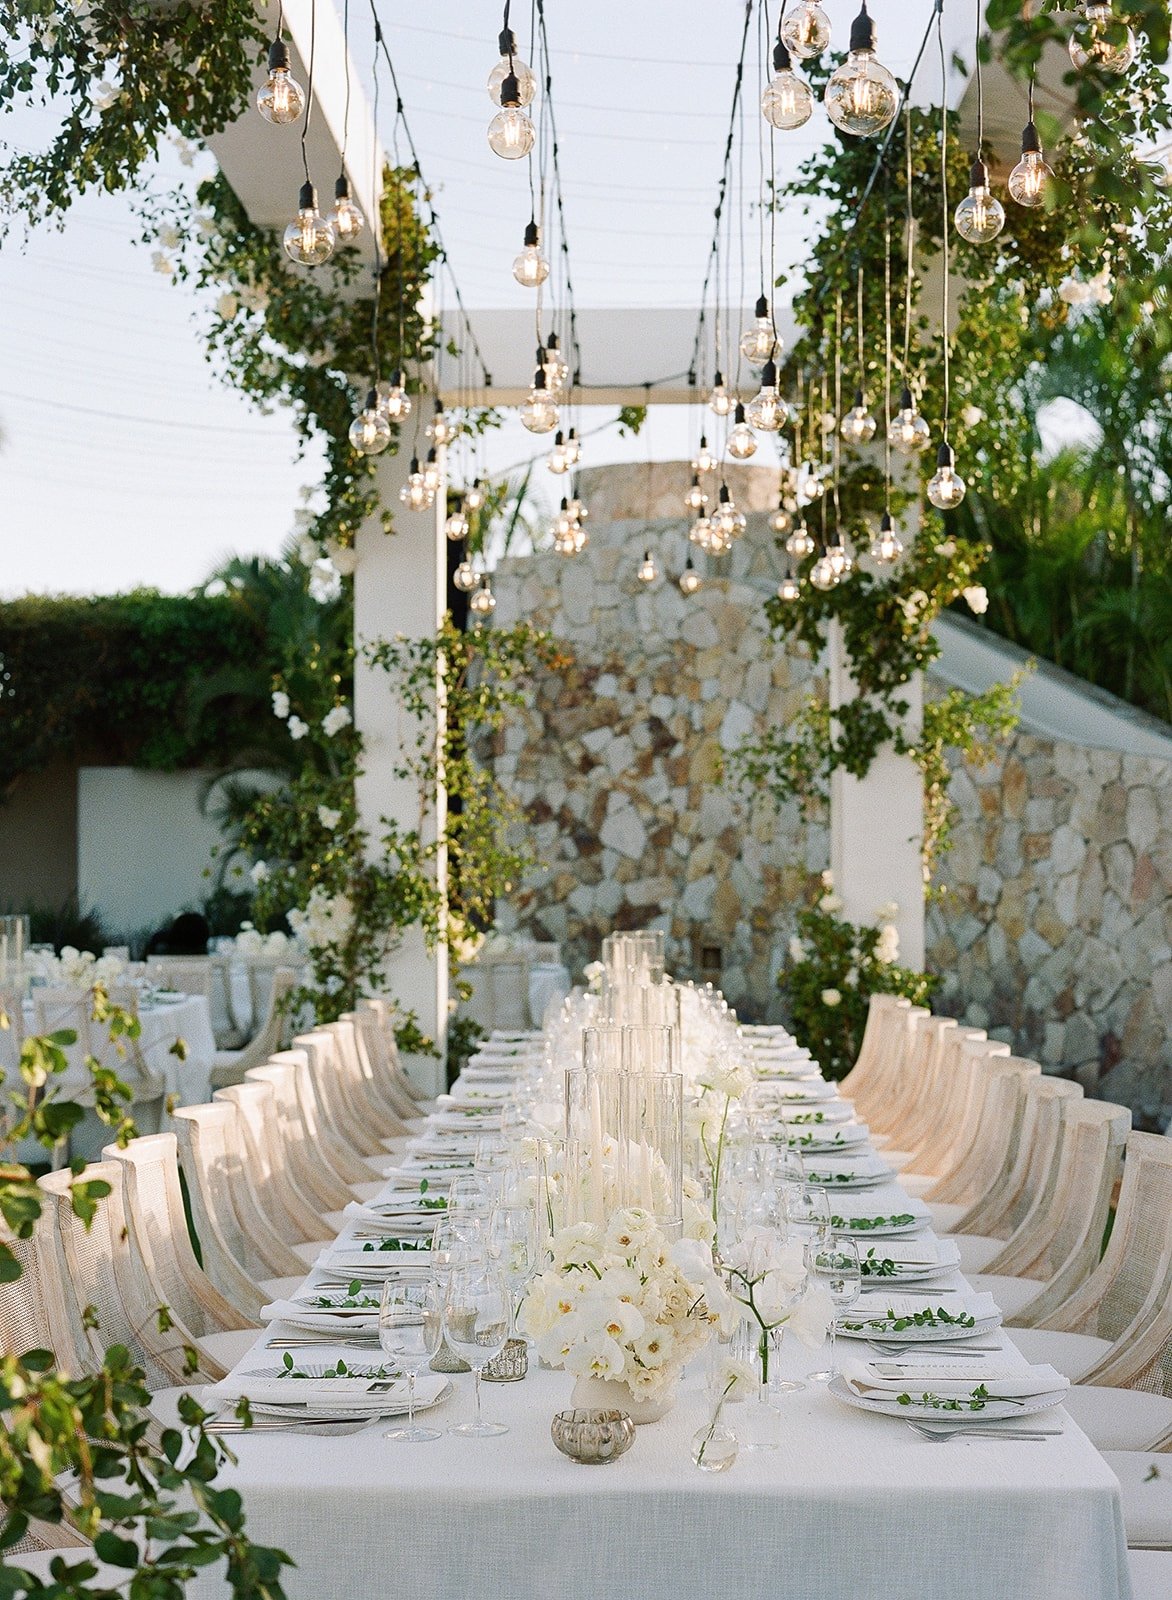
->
[828,1373,1066,1424]
[837,1311,1003,1344]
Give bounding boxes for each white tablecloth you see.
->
[138,995,214,1106]
[176,1071,1134,1600]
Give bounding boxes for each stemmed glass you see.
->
[805,1237,862,1383]
[788,1182,832,1246]
[444,1261,511,1437]
[487,1202,537,1339]
[378,1276,443,1441]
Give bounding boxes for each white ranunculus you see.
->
[820,869,834,889]
[287,715,309,741]
[963,584,989,616]
[821,987,842,1008]
[249,860,269,884]
[818,892,843,914]
[321,704,353,737]
[316,805,342,831]
[271,689,290,720]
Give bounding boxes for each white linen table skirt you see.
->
[138,995,214,1105]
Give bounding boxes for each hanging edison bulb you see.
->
[769,502,792,537]
[684,474,707,512]
[400,456,433,511]
[1069,3,1137,73]
[563,428,582,468]
[927,442,967,509]
[840,388,878,445]
[712,484,747,541]
[693,434,717,475]
[762,39,814,129]
[825,5,898,137]
[679,557,703,596]
[870,511,904,566]
[781,1,831,59]
[746,361,789,433]
[445,507,469,543]
[777,568,802,602]
[349,389,392,456]
[637,550,659,585]
[690,515,714,552]
[889,386,932,453]
[470,577,497,616]
[283,182,336,267]
[727,403,758,460]
[786,521,816,559]
[513,222,550,288]
[548,431,570,475]
[830,536,854,580]
[329,176,365,245]
[520,369,559,434]
[542,332,570,395]
[453,558,478,592]
[376,369,412,421]
[566,495,588,525]
[488,28,537,105]
[1008,122,1054,207]
[809,549,837,590]
[426,399,456,447]
[708,371,733,417]
[800,465,826,503]
[487,72,535,159]
[464,477,486,511]
[423,450,442,493]
[954,159,1006,244]
[257,38,306,124]
[740,296,778,364]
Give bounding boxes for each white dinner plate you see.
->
[829,1207,929,1238]
[837,1311,1003,1344]
[828,1374,1066,1424]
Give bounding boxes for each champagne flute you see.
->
[805,1238,862,1382]
[444,1262,511,1437]
[378,1277,443,1441]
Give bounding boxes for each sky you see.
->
[0,2,1014,598]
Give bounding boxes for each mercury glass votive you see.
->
[551,1408,636,1465]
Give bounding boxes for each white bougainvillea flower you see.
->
[287,715,309,741]
[322,704,353,737]
[821,987,842,1008]
[249,860,269,884]
[216,291,239,321]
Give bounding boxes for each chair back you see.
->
[172,1104,266,1321]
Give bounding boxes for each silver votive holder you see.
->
[483,1337,528,1383]
[551,1408,636,1465]
[430,1331,471,1374]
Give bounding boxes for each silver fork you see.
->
[906,1421,1062,1442]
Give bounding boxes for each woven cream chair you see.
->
[278,1045,387,1194]
[148,954,245,1049]
[214,1080,332,1249]
[293,1029,388,1166]
[358,998,435,1113]
[923,1050,1038,1213]
[899,1027,998,1191]
[38,1164,215,1389]
[172,1103,300,1321]
[330,1017,412,1145]
[948,1076,1084,1271]
[883,1014,959,1163]
[243,1058,367,1214]
[351,1006,428,1130]
[104,1133,258,1377]
[208,965,298,1090]
[967,1097,1130,1321]
[838,994,911,1121]
[0,1211,92,1373]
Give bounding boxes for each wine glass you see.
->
[444,1262,511,1437]
[487,1201,537,1336]
[378,1276,443,1441]
[788,1182,831,1246]
[805,1237,862,1383]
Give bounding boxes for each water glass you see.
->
[805,1238,862,1382]
[444,1262,511,1437]
[379,1277,443,1441]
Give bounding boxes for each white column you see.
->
[354,443,449,1094]
[827,620,926,969]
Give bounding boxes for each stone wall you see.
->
[489,461,1172,1121]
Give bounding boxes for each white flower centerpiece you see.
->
[519,1208,729,1423]
[724,1226,834,1383]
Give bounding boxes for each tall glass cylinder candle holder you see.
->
[582,1026,624,1076]
[619,1070,684,1238]
[622,1024,676,1075]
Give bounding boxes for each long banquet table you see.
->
[178,1036,1134,1600]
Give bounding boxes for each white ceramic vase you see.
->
[569,1373,678,1425]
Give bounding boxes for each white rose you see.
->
[963,584,989,616]
[308,561,342,604]
[317,805,342,831]
[821,988,842,1008]
[249,860,269,884]
[322,704,353,737]
[271,690,290,720]
[820,869,834,889]
[876,924,900,965]
[287,715,309,741]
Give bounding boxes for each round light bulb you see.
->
[825,7,898,137]
[445,510,469,543]
[564,429,581,467]
[282,183,335,267]
[740,295,778,364]
[954,161,1006,244]
[400,457,433,511]
[708,372,733,417]
[826,539,850,580]
[637,550,658,585]
[453,560,478,592]
[870,511,904,566]
[567,497,587,524]
[786,522,816,559]
[488,32,537,105]
[809,553,837,591]
[727,403,758,460]
[423,450,441,492]
[513,222,550,287]
[548,431,570,475]
[520,370,559,434]
[746,360,789,433]
[927,442,968,510]
[1069,4,1137,73]
[571,524,589,554]
[800,467,826,503]
[762,40,814,129]
[487,75,535,160]
[376,370,412,421]
[777,570,802,602]
[769,504,792,536]
[888,387,932,454]
[464,478,486,511]
[257,39,306,125]
[712,488,747,541]
[330,176,364,245]
[679,561,703,596]
[1008,124,1054,207]
[781,1,831,59]
[685,475,707,512]
[840,388,878,445]
[690,516,714,552]
[693,436,717,475]
[426,400,456,447]
[542,334,570,394]
[470,579,497,616]
[349,389,392,456]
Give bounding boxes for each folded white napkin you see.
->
[844,1290,1000,1325]
[805,1154,893,1182]
[210,1371,444,1414]
[842,1358,1067,1402]
[859,1238,958,1268]
[261,1298,380,1324]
